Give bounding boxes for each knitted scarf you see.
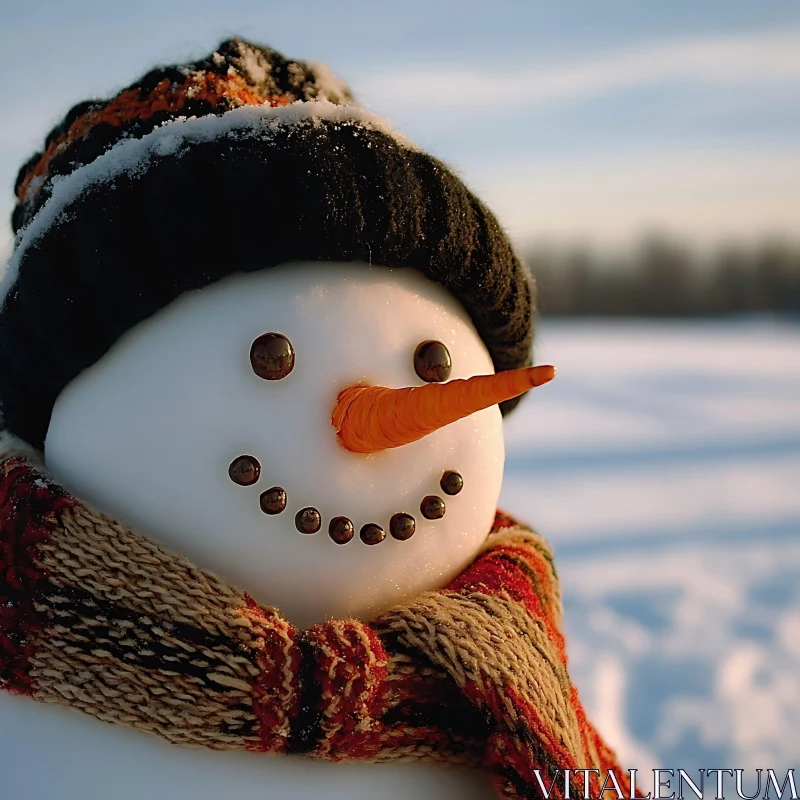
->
[0,449,630,799]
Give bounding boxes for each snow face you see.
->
[44,262,504,627]
[500,318,800,773]
[0,101,417,304]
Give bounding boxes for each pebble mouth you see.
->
[287,491,450,545]
[230,457,463,545]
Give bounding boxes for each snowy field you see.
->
[500,318,800,774]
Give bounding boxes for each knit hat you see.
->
[0,37,535,450]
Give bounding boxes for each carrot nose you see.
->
[332,364,555,454]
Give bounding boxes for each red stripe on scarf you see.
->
[484,683,587,800]
[0,459,73,694]
[244,594,302,753]
[305,620,389,759]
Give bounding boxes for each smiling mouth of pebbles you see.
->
[229,456,463,545]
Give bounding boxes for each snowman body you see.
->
[0,692,494,799]
[0,264,502,798]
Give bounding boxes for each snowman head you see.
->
[0,39,545,626]
[43,263,551,625]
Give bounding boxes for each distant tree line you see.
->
[526,238,800,316]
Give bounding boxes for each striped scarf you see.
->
[0,451,630,799]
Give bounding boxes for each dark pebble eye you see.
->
[360,523,385,545]
[260,487,287,515]
[440,471,463,496]
[229,455,261,486]
[390,513,416,541]
[250,332,295,380]
[329,516,354,545]
[295,507,321,534]
[414,340,451,383]
[420,495,446,520]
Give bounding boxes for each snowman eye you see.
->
[228,455,261,486]
[414,340,452,383]
[250,332,295,380]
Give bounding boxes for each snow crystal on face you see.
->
[1,101,416,304]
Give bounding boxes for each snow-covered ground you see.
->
[500,318,800,773]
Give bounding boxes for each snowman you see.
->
[0,39,629,800]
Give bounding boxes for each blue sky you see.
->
[3,0,800,254]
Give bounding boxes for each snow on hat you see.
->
[0,38,534,450]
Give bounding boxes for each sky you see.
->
[2,0,800,256]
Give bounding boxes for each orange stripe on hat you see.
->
[16,71,291,206]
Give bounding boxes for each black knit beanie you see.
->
[0,38,535,450]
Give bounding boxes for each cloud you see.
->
[355,29,800,121]
[466,148,800,247]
